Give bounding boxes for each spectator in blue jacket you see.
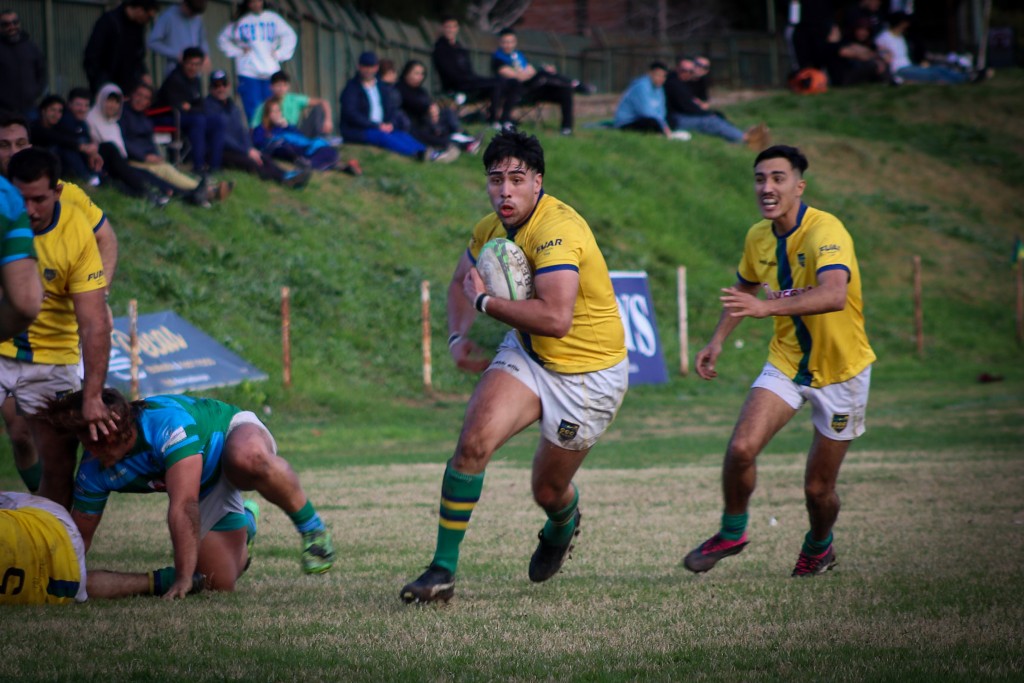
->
[252,96,339,171]
[205,70,309,187]
[339,51,433,160]
[613,62,685,140]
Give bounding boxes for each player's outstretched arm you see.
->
[73,289,116,440]
[0,259,42,340]
[164,455,202,600]
[696,281,759,380]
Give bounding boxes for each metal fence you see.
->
[13,0,785,103]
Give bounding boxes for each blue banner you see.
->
[107,311,267,397]
[610,271,668,385]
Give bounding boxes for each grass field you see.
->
[1,375,1021,681]
[1,70,1023,680]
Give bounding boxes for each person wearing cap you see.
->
[217,0,298,120]
[340,51,444,161]
[204,70,311,188]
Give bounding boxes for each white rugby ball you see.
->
[476,238,534,301]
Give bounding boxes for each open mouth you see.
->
[760,196,779,210]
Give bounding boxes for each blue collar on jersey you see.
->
[35,200,61,236]
[505,189,544,241]
[773,202,808,240]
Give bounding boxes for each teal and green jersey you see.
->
[73,395,243,515]
[0,176,35,267]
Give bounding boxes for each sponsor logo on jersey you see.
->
[535,239,562,253]
[819,244,840,254]
[760,283,813,299]
[43,268,56,281]
[831,413,849,433]
[759,259,777,266]
[557,419,580,441]
[162,427,189,452]
[87,270,104,281]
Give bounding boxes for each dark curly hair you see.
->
[46,388,143,451]
[482,130,544,176]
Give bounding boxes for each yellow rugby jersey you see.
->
[60,181,106,234]
[468,192,626,373]
[0,503,81,605]
[737,203,876,388]
[0,200,106,365]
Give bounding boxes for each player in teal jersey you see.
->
[0,175,41,340]
[47,388,335,599]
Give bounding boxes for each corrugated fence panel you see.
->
[299,17,319,96]
[27,1,780,110]
[50,1,107,96]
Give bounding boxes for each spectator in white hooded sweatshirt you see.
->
[217,0,297,120]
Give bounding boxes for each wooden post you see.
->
[281,286,291,389]
[1016,263,1023,346]
[421,280,432,391]
[913,256,924,358]
[128,299,139,400]
[677,266,689,376]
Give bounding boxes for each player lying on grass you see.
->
[46,388,335,599]
[1,490,204,604]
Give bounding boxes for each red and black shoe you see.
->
[683,533,749,573]
[791,545,837,577]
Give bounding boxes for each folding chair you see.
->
[145,106,189,167]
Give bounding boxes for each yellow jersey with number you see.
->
[468,192,626,373]
[0,493,83,604]
[0,197,106,365]
[737,203,875,387]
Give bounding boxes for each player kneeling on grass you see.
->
[1,490,204,603]
[46,389,335,599]
[400,131,629,604]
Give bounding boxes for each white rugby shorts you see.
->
[751,362,872,441]
[487,331,628,451]
[198,411,277,537]
[0,357,81,416]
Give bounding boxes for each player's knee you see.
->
[804,480,836,504]
[453,437,492,471]
[531,482,564,511]
[206,572,237,592]
[725,438,759,464]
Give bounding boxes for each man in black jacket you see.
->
[155,47,224,173]
[0,10,46,117]
[432,16,519,129]
[83,0,158,95]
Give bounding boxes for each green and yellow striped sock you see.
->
[431,461,485,574]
